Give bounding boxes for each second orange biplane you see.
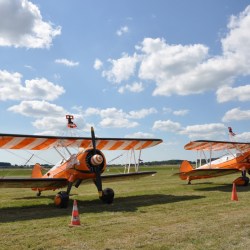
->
[179,139,250,186]
[0,122,162,208]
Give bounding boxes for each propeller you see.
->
[90,126,103,199]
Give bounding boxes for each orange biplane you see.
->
[0,126,162,208]
[179,140,250,186]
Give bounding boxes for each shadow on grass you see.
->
[0,194,205,223]
[194,183,250,193]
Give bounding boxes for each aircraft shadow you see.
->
[194,184,250,193]
[0,194,204,223]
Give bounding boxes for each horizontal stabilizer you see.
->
[0,178,68,188]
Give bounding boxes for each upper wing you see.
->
[184,140,250,151]
[0,178,67,188]
[0,133,162,150]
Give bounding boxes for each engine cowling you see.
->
[75,148,106,175]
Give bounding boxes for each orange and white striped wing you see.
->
[0,134,162,150]
[93,138,162,150]
[185,140,250,151]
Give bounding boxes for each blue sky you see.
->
[1,0,250,164]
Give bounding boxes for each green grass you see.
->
[1,166,250,249]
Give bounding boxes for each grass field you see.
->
[1,166,250,250]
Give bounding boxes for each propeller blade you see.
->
[91,126,103,198]
[91,126,96,154]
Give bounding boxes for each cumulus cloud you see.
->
[116,26,129,36]
[102,53,138,83]
[180,123,226,139]
[234,132,250,141]
[93,59,103,70]
[128,108,157,119]
[101,6,250,98]
[8,100,66,117]
[0,0,61,48]
[216,85,250,102]
[84,107,156,128]
[55,59,79,67]
[173,109,189,116]
[153,120,182,132]
[125,132,154,138]
[118,82,144,94]
[32,114,85,131]
[0,70,65,101]
[222,108,250,122]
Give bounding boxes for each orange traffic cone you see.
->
[69,200,81,226]
[231,183,238,201]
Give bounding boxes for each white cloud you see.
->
[55,59,79,67]
[173,109,189,116]
[216,85,250,102]
[93,59,103,70]
[128,108,157,119]
[8,100,66,117]
[234,132,250,141]
[180,123,226,139]
[116,26,129,36]
[0,0,61,48]
[33,114,86,131]
[100,6,250,98]
[118,82,144,93]
[100,117,138,128]
[84,107,156,128]
[153,120,182,132]
[222,108,250,122]
[102,53,138,83]
[125,132,154,138]
[0,70,65,101]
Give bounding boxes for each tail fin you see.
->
[31,163,43,178]
[179,160,194,180]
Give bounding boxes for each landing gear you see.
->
[233,170,250,186]
[36,190,41,197]
[54,191,69,208]
[100,188,115,204]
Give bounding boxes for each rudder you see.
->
[31,163,43,178]
[179,160,194,180]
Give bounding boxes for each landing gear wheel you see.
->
[100,188,114,204]
[36,190,41,197]
[54,191,69,208]
[243,176,249,186]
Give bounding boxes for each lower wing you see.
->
[0,172,156,188]
[0,178,68,188]
[180,169,239,180]
[101,171,156,183]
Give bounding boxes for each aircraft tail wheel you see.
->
[100,188,114,204]
[54,191,69,208]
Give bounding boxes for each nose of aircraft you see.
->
[91,154,103,166]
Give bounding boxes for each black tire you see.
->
[54,191,69,208]
[243,176,250,186]
[101,188,114,204]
